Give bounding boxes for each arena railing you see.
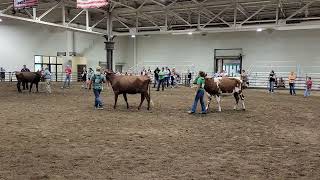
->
[1,71,319,91]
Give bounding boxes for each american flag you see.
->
[14,0,38,9]
[77,0,109,9]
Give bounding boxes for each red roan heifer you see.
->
[16,72,41,93]
[204,77,245,112]
[105,71,152,110]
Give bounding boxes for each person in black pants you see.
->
[153,67,160,88]
[157,67,165,91]
[187,71,192,87]
[21,65,30,90]
[269,70,276,93]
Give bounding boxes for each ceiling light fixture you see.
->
[131,34,136,38]
[256,28,263,32]
[188,32,193,35]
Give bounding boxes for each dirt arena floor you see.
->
[0,82,319,180]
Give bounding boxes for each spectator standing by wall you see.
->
[87,68,94,90]
[43,67,52,94]
[164,67,170,88]
[62,65,72,89]
[187,70,192,87]
[304,77,312,97]
[81,67,87,89]
[153,67,160,88]
[241,70,249,88]
[269,70,276,93]
[21,65,30,90]
[157,67,165,91]
[0,67,5,82]
[288,72,296,95]
[171,68,176,88]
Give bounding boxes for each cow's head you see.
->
[104,69,115,81]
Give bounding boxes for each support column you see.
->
[104,12,114,71]
[104,39,115,71]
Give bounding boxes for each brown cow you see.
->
[105,71,152,110]
[16,72,41,93]
[204,77,245,112]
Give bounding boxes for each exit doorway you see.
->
[77,64,86,82]
[214,49,243,77]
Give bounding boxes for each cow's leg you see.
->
[138,93,145,110]
[35,82,39,93]
[145,93,151,110]
[240,92,246,110]
[114,93,119,109]
[233,92,240,110]
[17,81,22,93]
[29,82,33,93]
[206,93,212,112]
[216,95,222,112]
[123,93,129,109]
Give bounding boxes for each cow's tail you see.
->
[149,79,154,107]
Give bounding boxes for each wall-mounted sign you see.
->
[77,0,109,9]
[57,52,66,56]
[13,0,38,9]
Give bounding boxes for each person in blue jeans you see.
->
[269,70,276,93]
[188,71,206,114]
[90,66,106,110]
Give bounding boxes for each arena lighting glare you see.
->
[131,34,136,38]
[256,28,263,32]
[188,32,193,35]
[0,19,2,22]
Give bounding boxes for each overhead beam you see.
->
[90,14,108,30]
[110,0,135,10]
[285,0,319,21]
[201,6,230,28]
[67,9,85,26]
[136,0,147,11]
[85,9,89,30]
[0,12,105,35]
[191,0,232,27]
[24,9,33,19]
[234,0,237,27]
[240,5,267,25]
[140,13,161,30]
[237,4,249,18]
[113,16,131,30]
[0,4,13,14]
[38,1,62,20]
[170,11,191,26]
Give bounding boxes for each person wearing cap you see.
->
[62,65,72,89]
[90,66,106,110]
[21,65,30,90]
[43,67,52,93]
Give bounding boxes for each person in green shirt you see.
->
[188,71,206,114]
[157,67,165,91]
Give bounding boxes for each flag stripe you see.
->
[14,0,38,8]
[77,0,108,8]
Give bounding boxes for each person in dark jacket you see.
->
[21,65,30,90]
[269,70,276,93]
[153,67,160,88]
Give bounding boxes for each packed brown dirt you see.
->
[0,82,319,180]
